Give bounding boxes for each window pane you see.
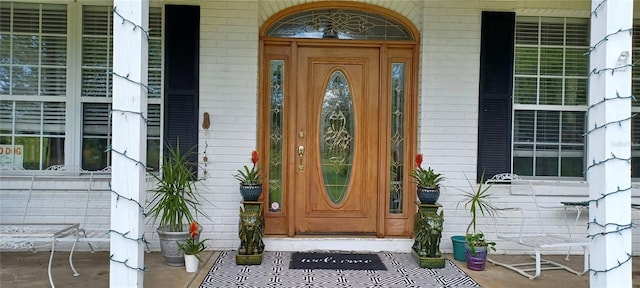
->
[561,111,584,144]
[1,33,9,63]
[83,6,110,36]
[41,4,67,34]
[13,3,40,33]
[515,16,538,45]
[82,137,108,171]
[536,111,560,143]
[0,4,9,33]
[82,37,109,67]
[82,103,111,170]
[0,65,8,94]
[82,5,112,98]
[535,145,559,176]
[539,47,563,76]
[82,69,110,97]
[565,18,589,47]
[14,136,40,169]
[539,78,562,105]
[43,102,65,135]
[564,78,587,105]
[12,35,39,65]
[632,115,640,178]
[12,66,38,95]
[0,100,12,134]
[540,17,564,45]
[514,77,537,104]
[561,145,583,177]
[513,144,533,176]
[565,48,588,76]
[41,67,66,96]
[514,110,534,143]
[515,47,538,75]
[147,104,160,171]
[15,101,41,134]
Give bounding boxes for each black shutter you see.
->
[477,11,515,182]
[164,5,199,173]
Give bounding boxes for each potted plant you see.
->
[178,222,210,273]
[234,150,262,201]
[456,172,497,271]
[410,153,445,204]
[147,142,207,266]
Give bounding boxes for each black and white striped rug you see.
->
[200,251,481,287]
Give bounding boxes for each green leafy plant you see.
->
[465,232,495,255]
[147,142,206,232]
[410,154,445,188]
[234,150,262,185]
[177,222,210,262]
[455,172,498,255]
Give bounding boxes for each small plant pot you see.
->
[464,245,488,271]
[451,236,466,262]
[240,184,262,201]
[184,254,199,273]
[417,187,440,204]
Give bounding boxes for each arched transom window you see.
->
[265,9,413,40]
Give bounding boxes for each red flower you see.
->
[416,154,423,169]
[189,222,199,239]
[251,150,259,166]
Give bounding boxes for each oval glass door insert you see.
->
[320,71,355,204]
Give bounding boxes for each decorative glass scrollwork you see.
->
[320,71,354,204]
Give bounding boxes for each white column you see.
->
[110,1,148,287]
[588,1,633,287]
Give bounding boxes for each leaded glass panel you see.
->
[390,63,405,214]
[266,9,412,40]
[320,71,354,204]
[269,60,284,212]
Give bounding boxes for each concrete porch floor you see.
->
[1,251,639,287]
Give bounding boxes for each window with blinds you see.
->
[513,17,589,178]
[0,2,67,170]
[80,6,163,171]
[0,2,163,171]
[631,20,640,179]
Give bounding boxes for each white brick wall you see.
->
[2,0,640,256]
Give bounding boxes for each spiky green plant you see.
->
[147,142,205,232]
[455,172,498,255]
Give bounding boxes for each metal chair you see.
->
[486,176,589,279]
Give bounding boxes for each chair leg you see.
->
[582,245,589,274]
[534,250,541,279]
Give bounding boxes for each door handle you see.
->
[298,145,305,171]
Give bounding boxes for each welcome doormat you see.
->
[200,251,481,287]
[289,252,387,270]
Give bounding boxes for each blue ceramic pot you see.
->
[417,187,440,204]
[240,184,262,201]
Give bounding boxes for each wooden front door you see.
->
[294,46,380,234]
